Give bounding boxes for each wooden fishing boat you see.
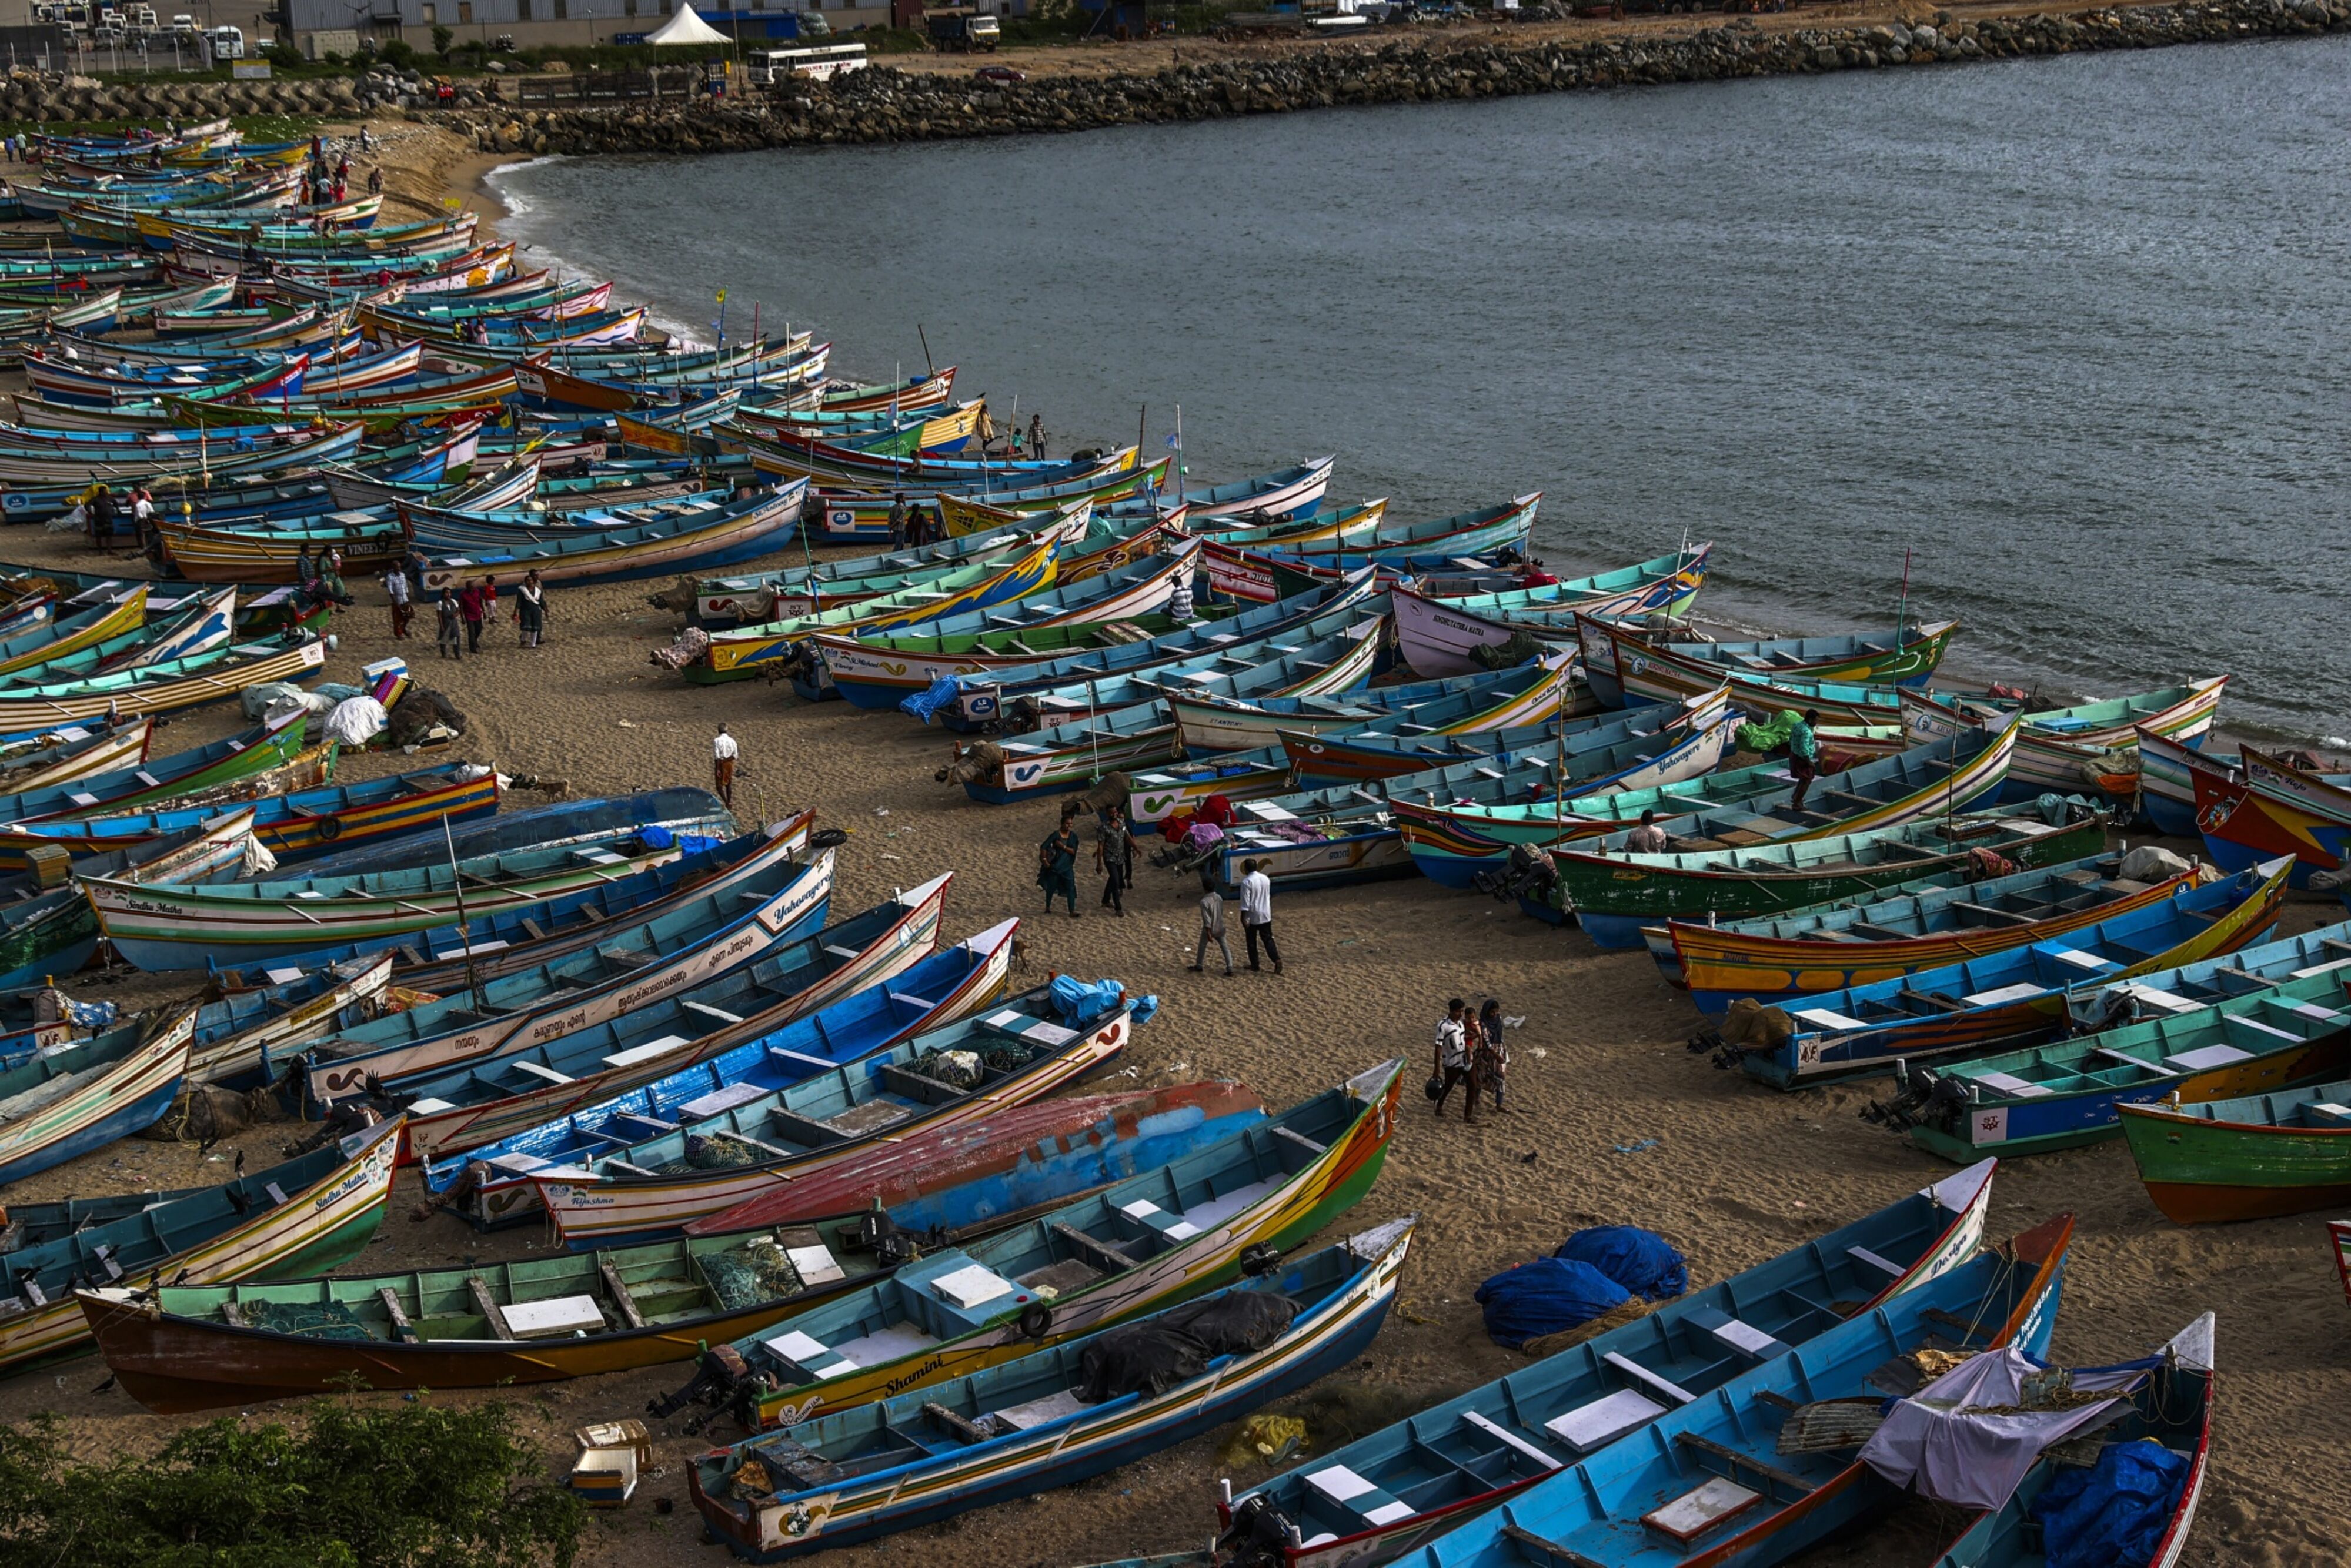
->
[0,1116,400,1373]
[84,820,692,972]
[155,511,410,583]
[1195,697,1740,894]
[0,709,301,827]
[1146,457,1334,525]
[1588,615,1961,706]
[382,875,973,1168]
[0,419,363,485]
[78,1066,1247,1414]
[0,1004,195,1182]
[2174,735,2351,888]
[208,815,815,994]
[797,454,1171,544]
[298,851,836,1104]
[0,589,148,678]
[2118,1073,2351,1222]
[414,480,807,590]
[526,958,1124,1246]
[183,951,398,1088]
[1218,1161,1997,1568]
[687,1080,1268,1238]
[0,760,496,869]
[1923,1316,2212,1568]
[2130,726,2349,839]
[1402,722,2023,897]
[956,616,1388,804]
[1390,544,1711,677]
[1726,858,2293,1089]
[947,571,1380,733]
[1366,1218,2072,1568]
[0,633,325,737]
[689,1220,1415,1562]
[1193,498,1390,556]
[1167,653,1584,755]
[1209,494,1541,581]
[1897,966,2351,1161]
[0,805,261,995]
[796,545,1201,704]
[690,531,1060,684]
[684,1058,1401,1431]
[1538,797,2110,951]
[693,511,1076,626]
[1899,678,2228,802]
[280,786,736,882]
[1670,852,2275,1012]
[806,369,957,415]
[0,714,151,796]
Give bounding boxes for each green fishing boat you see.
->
[2118,1074,2351,1223]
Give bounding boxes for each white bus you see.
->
[745,42,869,84]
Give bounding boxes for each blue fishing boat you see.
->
[390,893,987,1171]
[1726,858,2292,1089]
[205,817,814,991]
[298,855,859,1106]
[1388,1215,2073,1568]
[944,571,1380,733]
[1196,701,1741,895]
[1136,456,1334,523]
[1217,1162,1996,1568]
[276,787,736,880]
[0,1005,196,1183]
[1675,853,2286,1013]
[956,614,1390,804]
[689,1219,1417,1562]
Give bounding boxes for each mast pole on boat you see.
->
[442,812,484,1010]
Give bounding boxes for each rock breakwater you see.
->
[457,0,2350,158]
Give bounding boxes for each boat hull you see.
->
[2119,1106,2351,1223]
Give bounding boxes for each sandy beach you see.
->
[0,128,2337,1568]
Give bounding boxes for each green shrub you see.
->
[0,1400,583,1568]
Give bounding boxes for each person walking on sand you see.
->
[1190,867,1234,975]
[381,562,413,640]
[435,586,463,660]
[1432,997,1477,1122]
[1475,998,1510,1114]
[87,486,116,552]
[517,570,546,648]
[1786,708,1821,815]
[1029,413,1044,462]
[1238,858,1281,975]
[1625,807,1669,854]
[1095,803,1131,917]
[1037,814,1080,919]
[712,723,739,807]
[456,577,487,654]
[888,493,909,551]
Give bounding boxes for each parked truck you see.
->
[923,8,1000,51]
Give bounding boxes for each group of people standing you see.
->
[1191,860,1279,977]
[379,557,547,656]
[1432,997,1511,1123]
[1037,798,1136,919]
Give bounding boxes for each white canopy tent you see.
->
[643,4,734,45]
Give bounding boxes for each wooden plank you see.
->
[1674,1432,1818,1496]
[466,1276,517,1340]
[1500,1523,1609,1568]
[376,1286,415,1342]
[598,1261,646,1330]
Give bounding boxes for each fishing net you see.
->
[700,1242,804,1313]
[913,1048,985,1088]
[1470,630,1547,670]
[1735,708,1804,754]
[245,1299,380,1343]
[684,1133,765,1171]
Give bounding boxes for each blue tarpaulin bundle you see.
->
[1555,1226,1688,1301]
[900,673,964,724]
[2031,1437,2190,1568]
[642,825,724,857]
[1050,976,1127,1025]
[1475,1257,1631,1350]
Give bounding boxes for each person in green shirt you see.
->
[1787,708,1821,813]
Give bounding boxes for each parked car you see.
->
[974,63,1024,83]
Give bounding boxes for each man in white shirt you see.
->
[1432,997,1477,1122]
[1238,858,1281,975]
[381,564,412,640]
[712,724,739,807]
